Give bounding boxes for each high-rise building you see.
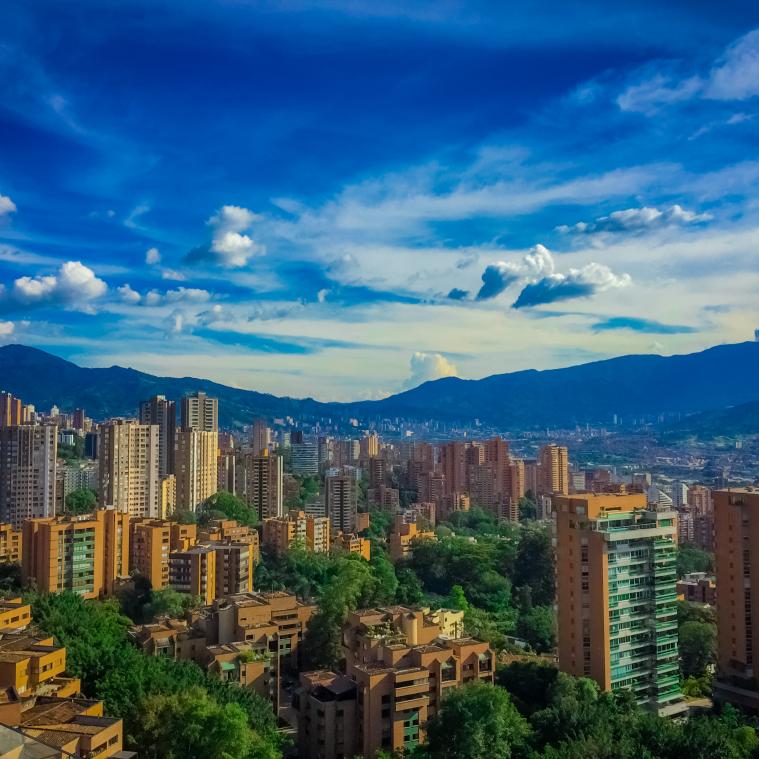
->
[554,492,683,716]
[180,392,218,432]
[250,418,270,456]
[99,420,160,518]
[325,472,357,534]
[263,510,330,556]
[175,430,218,511]
[713,489,759,710]
[236,451,283,520]
[292,442,319,476]
[139,395,177,477]
[0,425,57,528]
[359,432,379,461]
[441,441,467,495]
[538,444,569,496]
[72,408,87,431]
[0,392,23,428]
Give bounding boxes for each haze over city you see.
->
[1,2,758,399]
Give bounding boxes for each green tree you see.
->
[200,491,259,527]
[137,686,266,759]
[64,488,97,515]
[395,567,424,605]
[516,605,554,654]
[512,526,554,607]
[677,544,713,578]
[446,584,469,612]
[518,495,537,521]
[424,682,530,759]
[679,620,716,678]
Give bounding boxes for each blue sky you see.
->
[1,1,758,400]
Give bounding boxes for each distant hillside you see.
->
[661,400,759,441]
[2,341,759,430]
[0,344,330,428]
[347,341,759,428]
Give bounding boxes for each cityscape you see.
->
[0,382,755,757]
[1,1,759,757]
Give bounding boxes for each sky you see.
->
[0,1,758,401]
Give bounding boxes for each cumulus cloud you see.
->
[476,244,554,300]
[472,245,630,308]
[117,285,211,306]
[512,262,631,309]
[186,205,266,268]
[403,352,459,389]
[557,204,712,235]
[145,247,161,265]
[5,261,107,312]
[0,195,16,217]
[317,288,330,303]
[0,321,14,336]
[117,284,141,304]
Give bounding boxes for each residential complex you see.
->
[297,605,494,758]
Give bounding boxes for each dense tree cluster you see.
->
[27,592,281,758]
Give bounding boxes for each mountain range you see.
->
[1,341,759,431]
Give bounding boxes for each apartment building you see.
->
[554,492,683,716]
[262,510,330,556]
[99,420,160,518]
[180,392,218,432]
[175,430,218,512]
[325,473,357,535]
[713,488,759,710]
[0,524,21,564]
[0,425,57,528]
[139,395,177,478]
[169,545,217,605]
[389,516,436,562]
[235,451,283,520]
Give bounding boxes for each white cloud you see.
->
[317,288,330,303]
[705,29,759,100]
[9,261,107,312]
[557,204,712,235]
[206,205,265,267]
[117,284,141,304]
[617,74,702,115]
[617,29,759,116]
[474,244,631,307]
[116,286,212,307]
[160,268,186,281]
[0,195,16,217]
[0,321,14,336]
[124,203,150,229]
[403,351,458,389]
[145,247,161,265]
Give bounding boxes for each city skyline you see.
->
[0,2,758,400]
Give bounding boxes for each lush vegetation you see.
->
[677,544,714,578]
[27,591,281,758]
[64,487,97,515]
[199,490,260,527]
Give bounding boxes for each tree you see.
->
[446,585,469,612]
[137,686,263,759]
[518,495,537,521]
[424,682,530,759]
[511,526,554,607]
[396,567,424,605]
[516,605,554,653]
[679,620,716,678]
[677,544,713,578]
[65,488,97,515]
[200,491,259,527]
